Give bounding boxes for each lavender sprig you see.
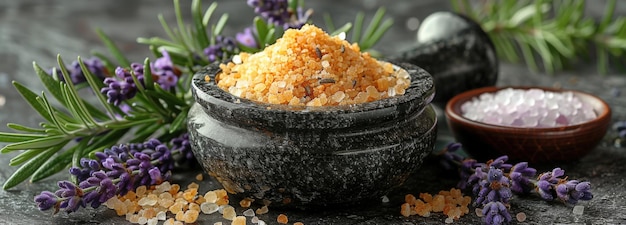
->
[48,57,109,85]
[34,133,193,214]
[438,142,593,225]
[246,0,312,29]
[101,50,182,106]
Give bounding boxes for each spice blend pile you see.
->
[216,25,410,106]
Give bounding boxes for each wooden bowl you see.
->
[445,86,611,163]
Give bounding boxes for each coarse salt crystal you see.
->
[573,205,584,215]
[461,88,597,127]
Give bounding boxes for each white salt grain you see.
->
[461,88,597,128]
[516,212,527,222]
[573,205,585,215]
[243,208,256,217]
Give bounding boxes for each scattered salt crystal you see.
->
[445,217,454,223]
[461,88,597,127]
[258,220,267,225]
[243,208,256,217]
[252,216,260,223]
[201,202,219,214]
[516,212,527,222]
[573,205,585,215]
[147,217,158,225]
[381,195,390,203]
[233,54,243,64]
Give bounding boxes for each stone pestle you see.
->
[391,11,499,106]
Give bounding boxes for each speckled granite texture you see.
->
[188,62,437,207]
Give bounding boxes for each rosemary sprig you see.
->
[452,0,626,74]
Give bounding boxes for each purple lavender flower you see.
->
[69,158,101,182]
[34,191,58,211]
[246,0,312,29]
[152,50,181,90]
[100,65,144,106]
[482,201,512,225]
[536,168,593,204]
[48,57,108,85]
[487,155,512,171]
[171,133,194,163]
[33,134,192,214]
[472,166,513,206]
[236,27,259,49]
[536,167,565,201]
[79,171,117,208]
[204,36,237,62]
[55,181,86,213]
[509,162,537,194]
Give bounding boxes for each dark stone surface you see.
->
[188,63,436,207]
[0,0,625,225]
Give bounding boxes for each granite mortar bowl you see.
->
[187,61,437,207]
[445,86,611,163]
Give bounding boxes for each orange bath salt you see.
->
[217,24,409,106]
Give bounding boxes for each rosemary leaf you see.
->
[34,62,66,106]
[30,144,78,183]
[169,108,189,133]
[330,23,352,37]
[213,14,229,37]
[362,18,393,50]
[9,149,43,166]
[2,145,62,190]
[6,123,46,133]
[10,81,52,122]
[192,0,210,48]
[0,132,48,144]
[351,12,364,43]
[39,94,69,135]
[254,17,270,48]
[105,117,160,129]
[202,2,218,27]
[360,7,386,44]
[143,58,155,91]
[1,135,69,152]
[79,57,120,122]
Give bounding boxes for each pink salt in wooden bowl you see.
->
[445,86,611,163]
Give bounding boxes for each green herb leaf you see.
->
[34,62,66,106]
[30,145,76,183]
[12,81,53,123]
[9,149,44,166]
[3,145,62,190]
[1,135,69,152]
[0,132,47,144]
[213,14,229,36]
[6,123,46,133]
[192,0,210,48]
